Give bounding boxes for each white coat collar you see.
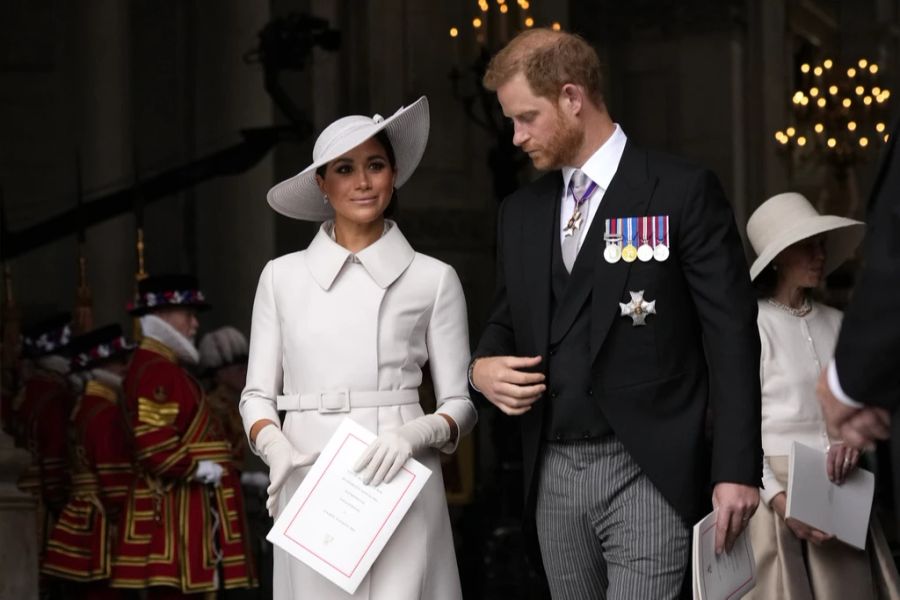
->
[307,219,415,290]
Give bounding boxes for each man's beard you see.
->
[532,110,584,171]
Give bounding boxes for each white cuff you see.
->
[827,359,864,408]
[467,358,482,393]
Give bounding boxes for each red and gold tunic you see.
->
[15,369,74,517]
[205,384,247,466]
[109,338,257,593]
[42,379,133,581]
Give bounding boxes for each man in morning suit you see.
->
[818,116,900,447]
[470,29,762,599]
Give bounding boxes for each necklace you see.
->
[767,297,812,317]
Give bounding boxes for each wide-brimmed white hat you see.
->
[747,192,864,280]
[267,96,430,221]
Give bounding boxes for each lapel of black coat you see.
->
[588,142,658,364]
[519,173,561,356]
[547,142,657,348]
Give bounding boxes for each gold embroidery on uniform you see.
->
[85,380,117,403]
[137,397,179,426]
[139,337,177,362]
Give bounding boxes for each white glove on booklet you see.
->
[353,414,451,486]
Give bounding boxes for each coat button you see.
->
[549,349,557,356]
[555,434,563,441]
[583,432,591,439]
[587,388,593,396]
[550,389,558,399]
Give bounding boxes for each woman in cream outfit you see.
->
[240,96,476,600]
[744,192,898,600]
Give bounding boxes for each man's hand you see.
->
[472,355,546,416]
[770,493,834,545]
[825,442,860,485]
[817,369,890,449]
[841,408,891,449]
[712,482,759,554]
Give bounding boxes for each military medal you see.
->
[619,289,657,326]
[637,216,654,262]
[604,217,622,263]
[621,217,638,263]
[654,215,670,261]
[563,178,598,238]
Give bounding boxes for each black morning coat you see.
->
[834,115,900,410]
[473,140,763,525]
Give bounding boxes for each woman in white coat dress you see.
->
[239,96,476,600]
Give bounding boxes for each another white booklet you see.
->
[786,441,874,550]
[692,510,756,600]
[267,418,431,594]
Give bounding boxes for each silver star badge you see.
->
[619,290,656,326]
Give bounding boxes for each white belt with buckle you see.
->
[275,389,420,413]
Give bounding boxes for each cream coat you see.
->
[240,221,477,600]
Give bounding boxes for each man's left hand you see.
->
[817,368,862,439]
[712,482,758,554]
[817,369,891,449]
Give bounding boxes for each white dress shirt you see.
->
[559,123,628,247]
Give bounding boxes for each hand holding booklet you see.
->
[786,441,874,550]
[267,418,431,594]
[692,510,756,600]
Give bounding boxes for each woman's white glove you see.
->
[353,414,451,486]
[194,460,224,486]
[255,425,319,517]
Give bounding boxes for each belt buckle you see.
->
[318,389,351,413]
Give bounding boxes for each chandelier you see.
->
[448,0,559,49]
[774,58,891,167]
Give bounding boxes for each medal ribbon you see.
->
[572,180,599,209]
[657,215,668,247]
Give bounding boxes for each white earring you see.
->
[323,194,329,204]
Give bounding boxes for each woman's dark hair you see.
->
[316,130,399,217]
[752,261,821,302]
[315,130,397,177]
[752,264,778,298]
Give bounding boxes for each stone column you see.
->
[193,1,275,334]
[0,431,37,600]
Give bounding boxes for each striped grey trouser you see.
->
[535,437,690,600]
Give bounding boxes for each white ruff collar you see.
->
[37,354,70,375]
[140,314,200,365]
[90,368,124,391]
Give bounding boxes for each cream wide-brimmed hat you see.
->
[267,96,430,221]
[746,192,865,280]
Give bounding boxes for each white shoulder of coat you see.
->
[268,249,309,271]
[407,252,459,282]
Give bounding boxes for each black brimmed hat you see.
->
[68,324,135,371]
[127,274,211,316]
[21,313,73,358]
